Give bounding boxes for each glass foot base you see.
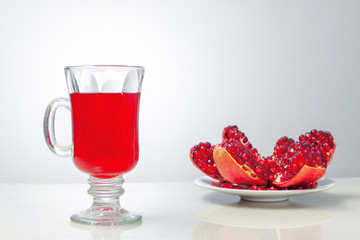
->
[71,176,141,226]
[71,208,142,226]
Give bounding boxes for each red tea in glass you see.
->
[44,65,144,225]
[70,92,141,178]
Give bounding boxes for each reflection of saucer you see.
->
[70,220,142,240]
[195,176,336,202]
[194,203,333,240]
[197,201,334,229]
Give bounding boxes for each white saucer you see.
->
[194,176,336,202]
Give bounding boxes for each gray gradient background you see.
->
[0,0,359,183]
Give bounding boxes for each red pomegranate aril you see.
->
[245,142,252,149]
[268,175,275,182]
[249,185,258,190]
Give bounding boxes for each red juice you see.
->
[70,92,141,178]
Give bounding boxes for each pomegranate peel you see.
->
[213,144,267,185]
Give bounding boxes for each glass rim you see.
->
[64,65,144,71]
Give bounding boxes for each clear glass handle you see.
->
[43,98,72,157]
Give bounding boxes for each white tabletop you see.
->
[0,178,359,240]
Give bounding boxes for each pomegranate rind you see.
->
[189,148,225,181]
[213,145,268,185]
[273,165,326,188]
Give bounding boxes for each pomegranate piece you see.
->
[213,139,269,185]
[270,130,336,188]
[270,141,327,187]
[190,142,225,181]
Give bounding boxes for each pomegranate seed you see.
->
[249,185,258,190]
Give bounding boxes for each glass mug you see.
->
[43,65,144,225]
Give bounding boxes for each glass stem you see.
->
[88,176,124,211]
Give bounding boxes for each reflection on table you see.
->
[71,220,142,240]
[193,200,334,240]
